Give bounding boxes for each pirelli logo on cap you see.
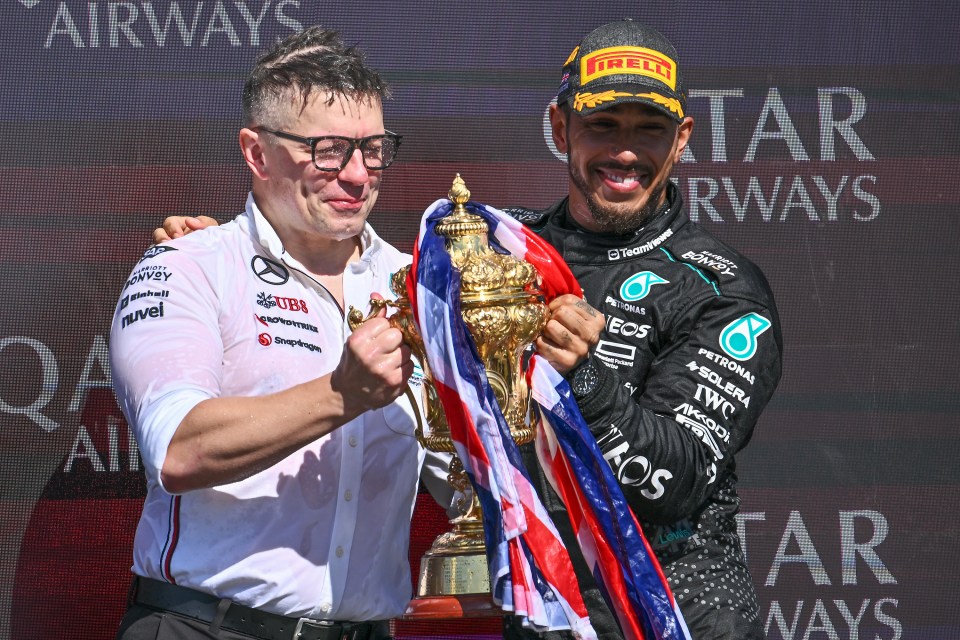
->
[581,46,677,90]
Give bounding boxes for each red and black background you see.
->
[1,2,957,639]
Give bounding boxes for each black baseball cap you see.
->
[556,19,686,122]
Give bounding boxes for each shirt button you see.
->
[320,602,331,613]
[348,436,358,447]
[344,489,352,501]
[336,546,344,558]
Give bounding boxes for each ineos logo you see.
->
[251,256,289,285]
[605,316,651,339]
[598,435,673,501]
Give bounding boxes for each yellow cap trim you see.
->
[572,91,684,118]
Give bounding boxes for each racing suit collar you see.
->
[243,192,386,274]
[546,181,688,263]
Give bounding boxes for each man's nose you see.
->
[610,142,640,163]
[337,148,371,183]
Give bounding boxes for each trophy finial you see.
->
[448,173,471,205]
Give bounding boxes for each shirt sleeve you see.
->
[418,449,469,520]
[109,242,223,490]
[577,293,782,524]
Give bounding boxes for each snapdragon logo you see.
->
[619,271,668,302]
[719,313,771,361]
[21,0,303,49]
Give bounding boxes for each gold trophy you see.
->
[348,175,549,618]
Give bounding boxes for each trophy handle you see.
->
[346,297,394,330]
[347,299,428,446]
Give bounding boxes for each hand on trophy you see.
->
[332,293,414,418]
[535,294,605,374]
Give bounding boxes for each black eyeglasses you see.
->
[256,128,403,171]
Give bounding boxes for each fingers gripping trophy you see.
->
[349,175,549,616]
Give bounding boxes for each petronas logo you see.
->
[620,271,669,302]
[719,313,771,361]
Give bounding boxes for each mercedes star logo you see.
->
[251,255,289,285]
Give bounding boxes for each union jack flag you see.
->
[407,197,691,640]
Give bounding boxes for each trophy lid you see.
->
[436,174,488,240]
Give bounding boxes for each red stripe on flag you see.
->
[545,442,647,640]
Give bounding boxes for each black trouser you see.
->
[116,576,392,640]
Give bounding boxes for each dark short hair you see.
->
[241,26,390,128]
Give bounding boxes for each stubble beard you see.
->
[568,159,668,236]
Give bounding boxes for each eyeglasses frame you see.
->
[254,127,403,172]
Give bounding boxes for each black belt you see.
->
[132,577,389,640]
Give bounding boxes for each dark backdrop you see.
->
[1,2,957,639]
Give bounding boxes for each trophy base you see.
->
[403,593,502,620]
[405,546,502,620]
[403,517,503,621]
[416,544,489,597]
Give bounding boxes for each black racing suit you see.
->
[503,183,782,640]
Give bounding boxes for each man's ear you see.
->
[674,116,694,162]
[549,103,569,154]
[239,128,269,180]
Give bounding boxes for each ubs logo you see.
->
[256,292,308,314]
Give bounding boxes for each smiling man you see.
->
[144,20,783,640]
[504,20,783,640]
[110,27,457,640]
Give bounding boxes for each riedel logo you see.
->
[24,0,303,49]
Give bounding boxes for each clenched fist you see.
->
[330,296,413,417]
[535,294,605,374]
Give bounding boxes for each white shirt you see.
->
[110,194,443,620]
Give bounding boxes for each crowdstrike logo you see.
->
[24,0,304,49]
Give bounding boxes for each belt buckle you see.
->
[293,618,339,640]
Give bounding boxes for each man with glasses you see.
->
[147,19,782,640]
[110,27,455,640]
